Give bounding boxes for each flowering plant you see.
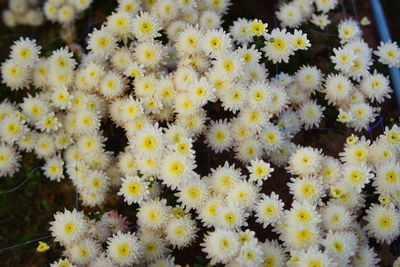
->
[1,0,400,266]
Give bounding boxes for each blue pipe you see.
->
[370,0,400,107]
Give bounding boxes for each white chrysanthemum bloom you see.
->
[229,18,252,45]
[165,215,197,249]
[226,180,258,210]
[99,70,126,99]
[374,41,400,67]
[348,102,376,131]
[205,119,233,153]
[360,70,392,103]
[287,147,322,177]
[50,258,75,267]
[213,52,243,80]
[0,114,27,144]
[289,176,326,205]
[255,192,284,227]
[263,28,294,64]
[298,100,325,129]
[169,136,195,158]
[0,143,20,177]
[321,203,352,231]
[197,195,223,228]
[176,177,209,210]
[247,159,274,186]
[131,11,161,41]
[118,176,149,205]
[201,28,232,56]
[236,45,261,66]
[311,14,330,29]
[246,81,271,110]
[42,156,64,182]
[277,109,302,135]
[110,47,133,72]
[340,136,370,164]
[346,55,372,81]
[50,86,72,110]
[1,59,30,90]
[236,229,256,244]
[87,26,117,58]
[368,138,395,167]
[259,123,285,153]
[217,202,248,230]
[132,123,164,158]
[123,61,145,79]
[331,46,356,72]
[292,30,310,51]
[323,73,353,105]
[296,246,335,267]
[71,0,92,12]
[373,161,400,195]
[16,131,37,152]
[10,37,41,66]
[353,245,380,267]
[294,65,323,92]
[106,11,132,38]
[120,97,144,123]
[75,109,100,134]
[230,118,255,143]
[322,230,357,265]
[175,25,202,56]
[269,140,297,167]
[342,163,373,191]
[364,204,400,244]
[117,0,141,14]
[237,108,270,131]
[137,199,170,230]
[107,231,142,265]
[201,229,240,265]
[276,3,303,28]
[338,19,362,43]
[134,41,164,68]
[149,255,176,267]
[159,152,195,189]
[174,93,201,116]
[281,224,320,250]
[315,0,338,12]
[57,4,75,25]
[318,156,341,185]
[69,238,100,265]
[199,10,222,30]
[337,108,353,123]
[286,200,321,227]
[139,231,170,262]
[88,253,114,267]
[211,164,241,194]
[49,47,76,72]
[234,239,263,266]
[234,139,263,164]
[260,240,286,267]
[50,209,88,245]
[35,112,61,132]
[220,83,247,113]
[31,59,49,88]
[383,124,400,148]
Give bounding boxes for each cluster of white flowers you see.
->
[2,0,44,27]
[44,0,93,25]
[1,0,400,265]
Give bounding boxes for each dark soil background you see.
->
[0,0,399,266]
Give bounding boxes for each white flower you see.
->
[374,41,400,67]
[118,176,150,205]
[165,215,197,249]
[49,209,88,245]
[364,204,400,244]
[254,192,284,227]
[107,231,143,265]
[247,159,274,186]
[201,229,240,265]
[263,28,294,63]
